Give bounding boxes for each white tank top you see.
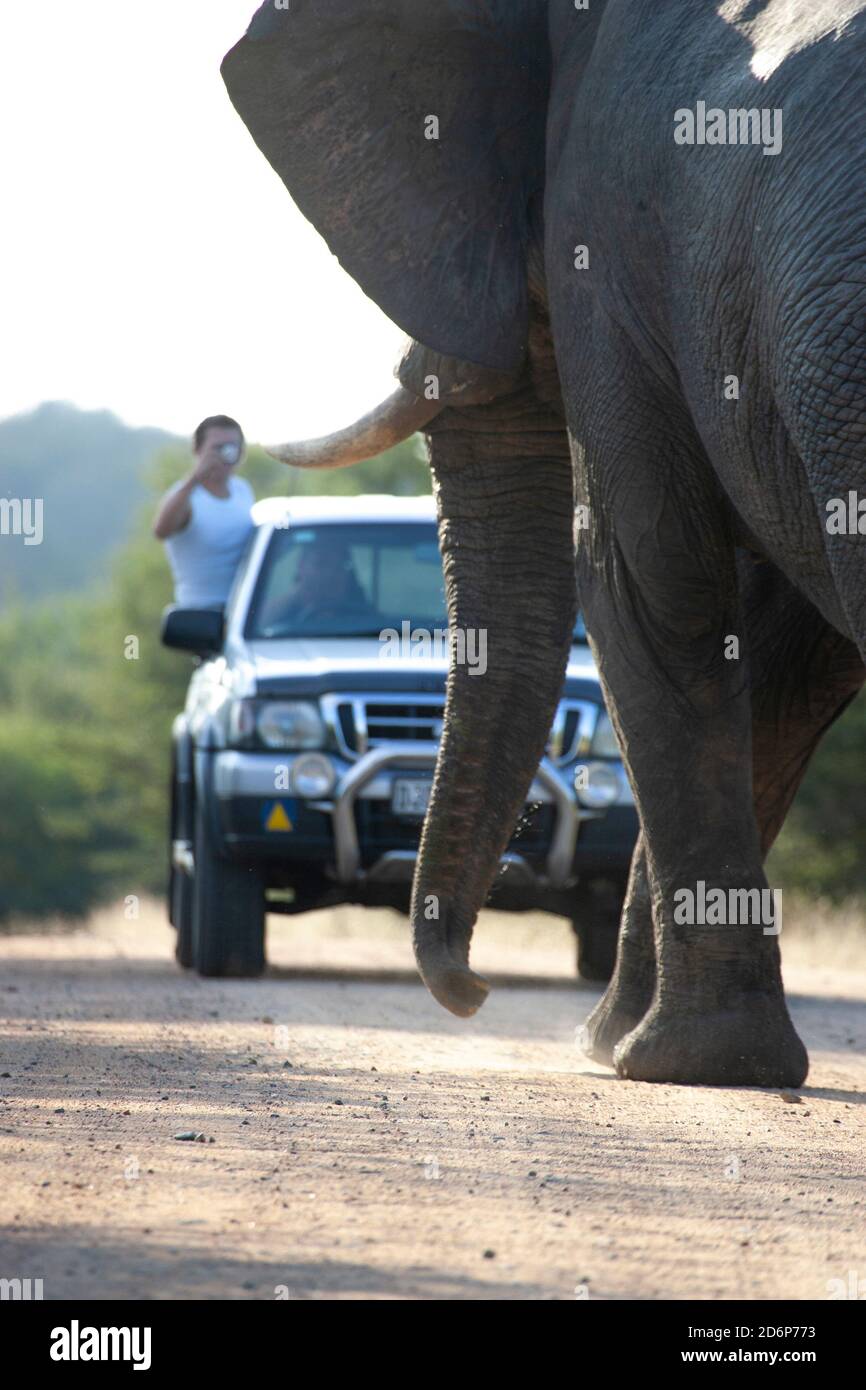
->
[164,475,255,607]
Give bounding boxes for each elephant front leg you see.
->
[582,562,865,1070]
[576,437,807,1088]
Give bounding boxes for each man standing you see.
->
[154,416,255,607]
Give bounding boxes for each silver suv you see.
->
[163,495,638,982]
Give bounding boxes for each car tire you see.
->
[192,799,266,978]
[571,878,625,983]
[168,763,194,969]
[171,864,195,968]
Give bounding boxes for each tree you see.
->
[768,689,866,900]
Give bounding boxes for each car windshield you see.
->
[245,519,590,642]
[246,521,448,639]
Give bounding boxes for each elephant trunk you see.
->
[411,390,576,1016]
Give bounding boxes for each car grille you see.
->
[326,694,597,763]
[330,696,445,756]
[365,700,445,745]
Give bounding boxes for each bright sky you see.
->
[0,0,406,442]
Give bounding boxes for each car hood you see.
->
[231,636,600,698]
[246,636,451,681]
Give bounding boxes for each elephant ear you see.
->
[221,0,548,373]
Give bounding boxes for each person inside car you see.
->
[154,415,254,608]
[258,533,380,633]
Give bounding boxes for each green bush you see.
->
[768,688,866,901]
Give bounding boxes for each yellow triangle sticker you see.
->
[265,802,293,833]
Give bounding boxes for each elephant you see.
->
[222,0,866,1086]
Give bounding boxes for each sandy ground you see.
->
[0,901,864,1301]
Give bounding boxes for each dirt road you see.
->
[0,903,863,1300]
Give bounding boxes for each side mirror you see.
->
[161,606,225,655]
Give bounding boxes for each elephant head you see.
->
[222,0,581,1016]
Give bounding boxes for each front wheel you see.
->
[192,800,265,977]
[168,764,194,968]
[171,861,194,968]
[571,878,625,983]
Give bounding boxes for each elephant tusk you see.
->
[266,387,442,470]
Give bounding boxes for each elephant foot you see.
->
[613,996,809,1088]
[580,980,652,1068]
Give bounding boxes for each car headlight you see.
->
[590,711,620,758]
[291,753,336,799]
[257,701,325,750]
[574,761,621,809]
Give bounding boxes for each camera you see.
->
[219,442,241,465]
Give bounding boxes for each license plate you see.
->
[391,778,432,819]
